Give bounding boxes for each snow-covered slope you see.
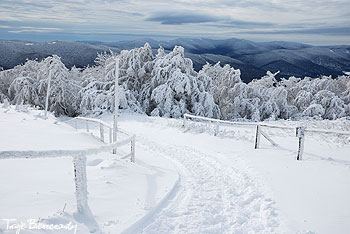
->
[114,114,350,234]
[1,105,349,233]
[0,106,178,234]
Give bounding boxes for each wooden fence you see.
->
[183,113,350,161]
[0,117,136,216]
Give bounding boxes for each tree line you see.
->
[1,43,349,121]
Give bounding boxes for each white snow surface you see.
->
[1,105,350,234]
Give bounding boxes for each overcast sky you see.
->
[0,0,349,45]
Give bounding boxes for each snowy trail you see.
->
[123,134,284,234]
[2,108,349,233]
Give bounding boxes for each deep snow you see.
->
[0,105,350,234]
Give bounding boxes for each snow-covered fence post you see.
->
[44,70,52,119]
[214,121,219,136]
[73,154,89,214]
[109,128,112,144]
[182,115,187,129]
[254,125,261,149]
[296,126,305,160]
[99,123,104,142]
[74,119,78,130]
[2,98,10,109]
[85,121,89,133]
[113,57,120,154]
[131,135,136,163]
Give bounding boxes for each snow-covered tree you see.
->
[8,77,40,106]
[77,44,154,115]
[38,55,80,116]
[77,80,132,115]
[142,46,220,118]
[250,71,279,88]
[0,59,41,100]
[294,90,313,112]
[312,90,345,119]
[303,104,325,118]
[1,44,349,121]
[201,62,241,119]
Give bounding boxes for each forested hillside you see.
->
[1,38,350,82]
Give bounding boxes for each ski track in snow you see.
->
[124,135,284,234]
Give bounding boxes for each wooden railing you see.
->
[0,117,136,216]
[0,138,135,218]
[71,117,135,162]
[183,113,350,161]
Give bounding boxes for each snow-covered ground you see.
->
[1,105,350,234]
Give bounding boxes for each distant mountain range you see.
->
[1,38,350,82]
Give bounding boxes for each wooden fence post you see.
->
[109,128,112,144]
[85,122,89,133]
[99,123,104,142]
[214,122,219,136]
[254,125,261,149]
[183,115,187,129]
[73,154,89,214]
[131,136,135,163]
[296,126,305,160]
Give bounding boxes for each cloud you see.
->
[145,10,276,32]
[0,0,52,9]
[146,11,275,29]
[244,27,350,36]
[0,0,349,45]
[208,20,275,29]
[8,27,64,33]
[146,11,223,25]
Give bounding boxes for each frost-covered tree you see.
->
[38,55,80,116]
[294,90,313,112]
[8,77,40,105]
[0,59,41,100]
[312,90,345,119]
[250,71,279,88]
[227,83,260,120]
[119,43,154,89]
[271,86,297,119]
[1,44,349,121]
[201,62,241,119]
[77,44,154,115]
[303,104,325,118]
[70,66,84,83]
[77,80,132,115]
[142,46,220,118]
